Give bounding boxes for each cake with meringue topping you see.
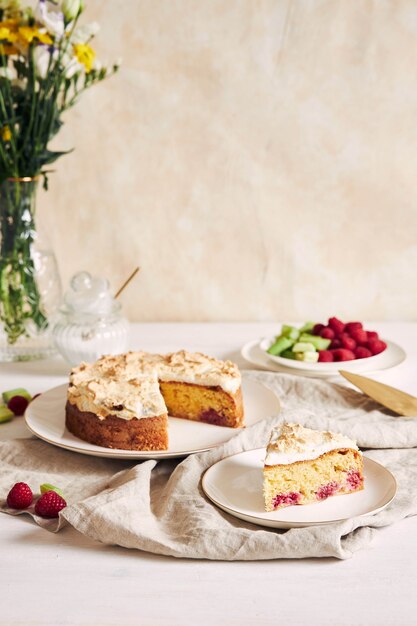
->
[263,423,364,512]
[66,350,244,451]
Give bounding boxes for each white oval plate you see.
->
[202,449,397,529]
[260,336,406,374]
[24,379,280,460]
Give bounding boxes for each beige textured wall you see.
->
[39,0,417,321]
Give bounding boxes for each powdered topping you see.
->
[265,422,360,466]
[68,350,241,419]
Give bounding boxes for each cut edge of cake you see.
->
[263,422,364,512]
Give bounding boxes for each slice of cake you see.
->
[263,423,364,512]
[65,350,244,451]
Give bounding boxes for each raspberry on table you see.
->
[330,338,342,349]
[367,331,379,341]
[7,395,30,416]
[7,482,33,510]
[34,491,67,519]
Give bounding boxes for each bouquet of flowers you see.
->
[0,0,118,354]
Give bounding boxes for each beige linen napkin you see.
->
[1,371,417,559]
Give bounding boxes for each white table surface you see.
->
[1,322,416,626]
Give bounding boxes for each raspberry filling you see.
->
[316,481,340,500]
[199,409,227,426]
[346,469,363,490]
[272,492,301,510]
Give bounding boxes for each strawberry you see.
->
[7,482,33,509]
[355,347,372,359]
[35,491,67,518]
[345,322,363,333]
[318,350,334,362]
[320,327,335,340]
[331,348,356,361]
[328,317,345,334]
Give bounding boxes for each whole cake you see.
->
[66,350,244,451]
[263,423,364,512]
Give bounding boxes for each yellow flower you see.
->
[73,43,95,73]
[1,125,12,142]
[18,26,53,45]
[0,19,19,42]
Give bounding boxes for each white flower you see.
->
[61,0,83,22]
[0,67,14,80]
[70,21,100,44]
[62,55,83,78]
[33,45,54,79]
[36,0,65,39]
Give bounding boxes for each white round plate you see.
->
[202,449,397,529]
[24,379,280,460]
[241,338,406,378]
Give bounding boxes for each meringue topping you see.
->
[265,422,360,466]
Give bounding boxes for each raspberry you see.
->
[366,339,387,356]
[318,350,334,362]
[7,395,29,416]
[355,346,372,359]
[345,322,363,333]
[367,331,379,341]
[312,323,325,336]
[349,329,368,345]
[320,327,335,340]
[340,336,357,351]
[7,482,33,509]
[331,348,356,361]
[328,317,345,334]
[330,338,342,349]
[35,491,67,518]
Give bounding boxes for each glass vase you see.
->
[0,177,62,361]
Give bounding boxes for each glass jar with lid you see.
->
[53,271,129,366]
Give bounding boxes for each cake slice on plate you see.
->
[263,423,364,512]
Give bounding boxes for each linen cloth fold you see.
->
[1,371,417,560]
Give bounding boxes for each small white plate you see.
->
[24,379,280,460]
[241,338,406,378]
[202,449,397,528]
